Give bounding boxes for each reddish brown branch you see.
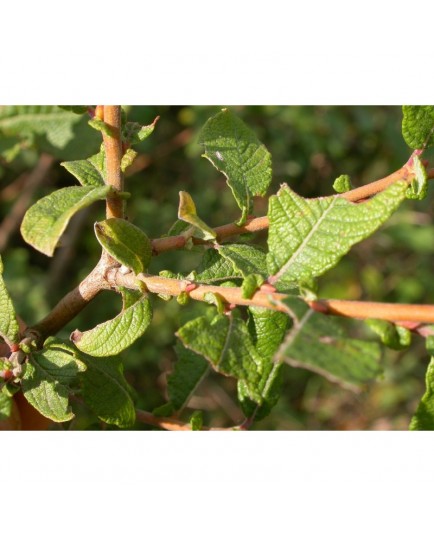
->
[102,105,124,219]
[151,165,434,255]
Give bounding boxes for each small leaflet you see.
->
[178,191,217,241]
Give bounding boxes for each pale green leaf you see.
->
[61,154,105,186]
[177,311,263,402]
[0,256,20,345]
[406,154,428,200]
[332,174,352,193]
[122,117,159,145]
[94,218,152,275]
[267,181,407,289]
[410,356,434,430]
[21,185,111,256]
[0,105,84,148]
[189,411,203,431]
[88,117,113,137]
[199,109,272,224]
[178,191,217,241]
[166,342,210,412]
[71,290,152,357]
[365,319,411,350]
[78,354,136,428]
[21,343,84,422]
[277,297,382,389]
[402,105,434,149]
[121,148,138,172]
[241,273,265,299]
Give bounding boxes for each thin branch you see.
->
[151,165,434,255]
[102,105,124,219]
[109,270,434,325]
[0,154,54,252]
[135,409,235,431]
[29,260,110,341]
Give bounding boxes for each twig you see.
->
[0,154,54,252]
[102,105,124,219]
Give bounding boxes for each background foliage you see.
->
[1,105,432,430]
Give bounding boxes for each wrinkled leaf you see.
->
[277,297,382,389]
[71,289,152,357]
[333,174,352,193]
[190,249,243,284]
[238,308,289,421]
[122,117,159,145]
[267,181,407,289]
[199,109,272,224]
[178,191,216,240]
[94,218,152,275]
[177,311,263,401]
[166,342,210,413]
[0,256,20,345]
[402,105,434,149]
[78,354,136,428]
[0,105,84,148]
[219,244,268,277]
[21,185,111,256]
[61,152,105,186]
[21,343,85,422]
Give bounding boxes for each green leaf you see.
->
[78,354,136,428]
[0,256,20,345]
[94,218,152,275]
[0,105,85,149]
[61,151,106,186]
[71,289,152,357]
[0,388,13,420]
[241,273,265,299]
[21,342,85,422]
[21,185,111,256]
[277,297,382,389]
[402,105,434,149]
[406,154,428,200]
[166,342,210,412]
[365,319,411,350]
[177,311,262,401]
[410,357,434,430]
[332,174,352,193]
[267,181,407,289]
[58,106,90,115]
[88,117,114,137]
[178,191,217,240]
[122,117,159,145]
[190,249,243,284]
[219,244,268,277]
[198,109,272,224]
[121,148,138,172]
[189,411,203,431]
[238,308,289,421]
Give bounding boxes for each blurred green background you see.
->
[1,105,433,430]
